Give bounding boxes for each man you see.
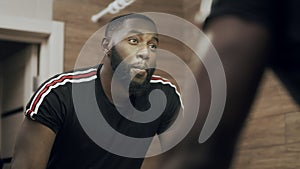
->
[154,0,300,169]
[11,13,181,169]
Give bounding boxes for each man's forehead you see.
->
[110,20,158,41]
[124,29,158,38]
[121,18,157,34]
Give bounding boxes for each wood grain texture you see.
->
[231,70,300,169]
[286,112,300,144]
[249,70,300,120]
[53,0,188,71]
[231,142,300,169]
[237,114,285,149]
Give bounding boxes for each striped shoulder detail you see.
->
[26,68,97,119]
[150,75,183,109]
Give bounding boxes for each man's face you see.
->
[108,18,159,94]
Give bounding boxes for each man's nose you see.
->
[136,46,150,60]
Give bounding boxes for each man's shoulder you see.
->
[25,66,99,119]
[42,66,98,90]
[31,66,98,104]
[150,75,180,95]
[59,66,98,82]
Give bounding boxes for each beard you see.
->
[109,46,155,96]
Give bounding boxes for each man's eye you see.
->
[149,44,157,50]
[128,38,138,44]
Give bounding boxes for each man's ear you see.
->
[101,38,110,55]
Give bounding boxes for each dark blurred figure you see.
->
[144,0,300,168]
[0,153,3,169]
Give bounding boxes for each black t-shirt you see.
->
[205,0,300,103]
[25,65,181,169]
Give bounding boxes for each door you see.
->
[0,42,38,169]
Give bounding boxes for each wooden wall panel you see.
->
[53,0,187,71]
[183,0,201,26]
[231,70,300,169]
[286,112,300,144]
[237,114,285,149]
[231,142,300,169]
[248,70,300,119]
[53,0,106,71]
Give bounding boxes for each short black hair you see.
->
[105,13,157,38]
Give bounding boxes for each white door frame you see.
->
[0,15,64,84]
[0,15,63,161]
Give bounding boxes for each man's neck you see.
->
[99,62,128,106]
[99,63,113,102]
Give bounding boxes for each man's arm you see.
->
[11,118,56,169]
[145,16,271,169]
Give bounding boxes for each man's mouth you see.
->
[131,67,147,78]
[129,63,149,81]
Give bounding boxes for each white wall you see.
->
[0,0,52,20]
